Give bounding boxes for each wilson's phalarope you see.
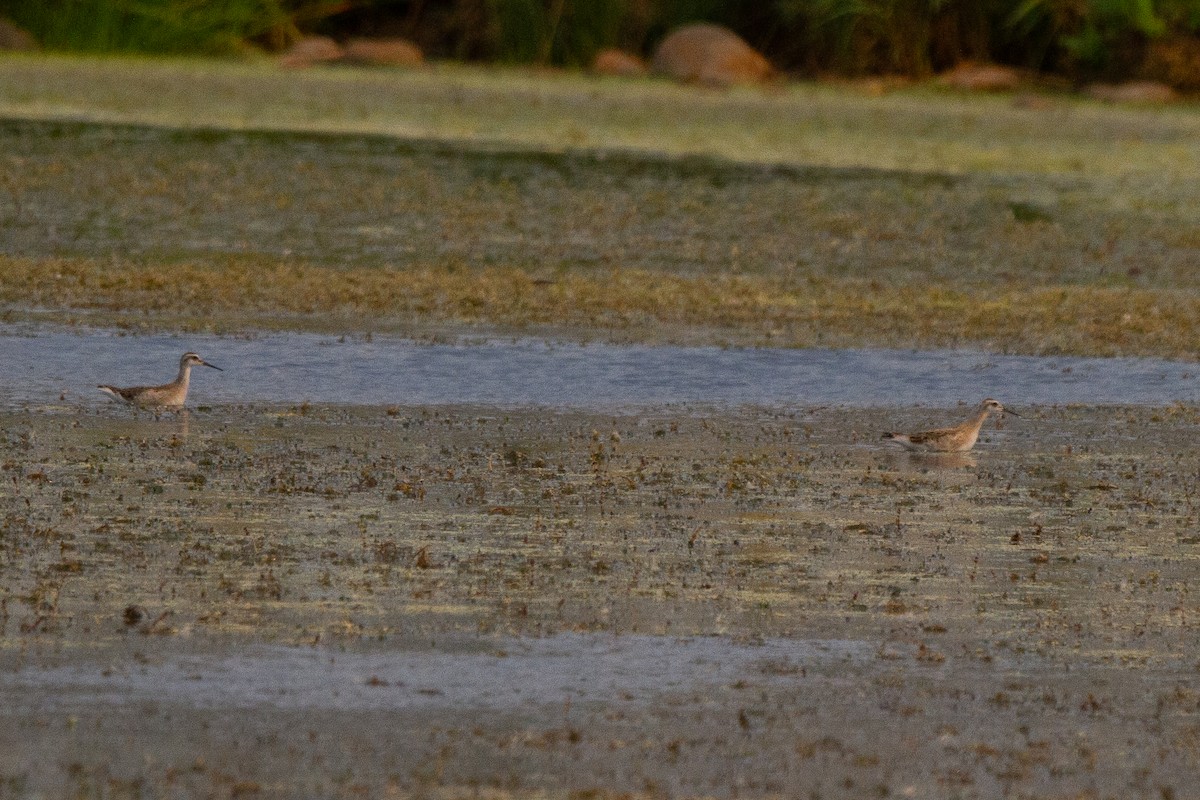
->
[98,352,222,409]
[882,398,1019,452]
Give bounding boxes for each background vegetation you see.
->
[2,0,1200,82]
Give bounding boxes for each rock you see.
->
[937,62,1022,92]
[342,38,424,68]
[592,48,647,78]
[840,75,911,96]
[1085,80,1177,104]
[278,36,344,68]
[651,23,773,87]
[0,18,37,51]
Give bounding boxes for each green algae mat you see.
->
[0,57,1199,356]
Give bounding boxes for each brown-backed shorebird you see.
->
[98,352,222,409]
[882,398,1019,453]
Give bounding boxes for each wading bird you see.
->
[882,398,1019,452]
[98,352,222,409]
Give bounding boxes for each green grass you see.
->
[0,55,1196,179]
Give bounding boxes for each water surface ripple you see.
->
[4,635,869,713]
[0,326,1194,409]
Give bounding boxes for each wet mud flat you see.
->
[3,403,1200,797]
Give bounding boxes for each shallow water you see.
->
[0,325,1195,409]
[5,634,869,714]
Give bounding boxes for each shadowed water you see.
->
[0,325,1195,409]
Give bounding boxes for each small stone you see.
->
[342,38,423,68]
[278,36,344,69]
[592,48,647,78]
[937,62,1023,92]
[1085,80,1177,104]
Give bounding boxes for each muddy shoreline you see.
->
[3,403,1200,796]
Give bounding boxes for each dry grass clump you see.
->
[5,255,1199,357]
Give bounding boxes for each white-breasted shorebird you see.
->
[98,352,222,409]
[882,398,1019,453]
